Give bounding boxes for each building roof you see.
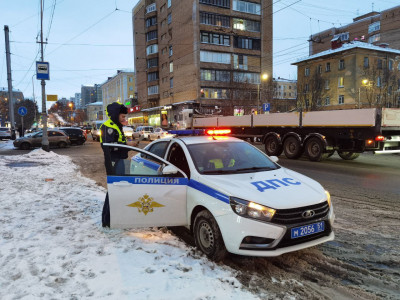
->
[86,101,103,106]
[293,41,400,65]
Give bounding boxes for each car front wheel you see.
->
[193,210,227,261]
[58,141,68,148]
[20,142,30,150]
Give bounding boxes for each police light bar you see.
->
[206,129,231,136]
[168,129,205,136]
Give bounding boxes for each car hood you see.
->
[195,167,326,209]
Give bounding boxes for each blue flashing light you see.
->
[168,129,205,136]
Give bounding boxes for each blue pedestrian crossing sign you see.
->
[262,103,270,112]
[18,106,27,116]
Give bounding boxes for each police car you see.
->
[103,129,334,260]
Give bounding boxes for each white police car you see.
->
[103,130,334,260]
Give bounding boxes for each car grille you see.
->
[271,201,330,225]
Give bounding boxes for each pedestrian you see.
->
[100,102,139,227]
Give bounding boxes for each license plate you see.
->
[291,221,325,239]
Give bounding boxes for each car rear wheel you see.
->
[20,142,30,150]
[193,210,227,261]
[58,141,68,148]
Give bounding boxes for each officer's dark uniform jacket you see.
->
[100,102,129,161]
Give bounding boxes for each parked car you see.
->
[123,126,134,139]
[26,127,41,134]
[0,127,12,140]
[92,121,104,142]
[13,129,71,150]
[132,126,154,140]
[59,127,87,145]
[148,127,174,141]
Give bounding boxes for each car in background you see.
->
[26,127,41,134]
[132,126,154,140]
[123,126,134,139]
[59,127,87,145]
[13,129,71,150]
[148,127,174,141]
[82,125,92,135]
[0,127,12,140]
[92,121,104,142]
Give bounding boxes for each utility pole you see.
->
[39,0,49,151]
[4,25,16,139]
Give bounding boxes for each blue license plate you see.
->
[291,221,325,239]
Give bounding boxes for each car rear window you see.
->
[0,128,9,132]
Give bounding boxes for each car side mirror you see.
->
[270,156,279,163]
[162,165,179,175]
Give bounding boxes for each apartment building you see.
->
[293,41,400,110]
[309,5,400,55]
[272,77,297,112]
[133,0,272,125]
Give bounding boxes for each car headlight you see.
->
[325,190,331,207]
[230,197,276,222]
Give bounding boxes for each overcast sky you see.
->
[1,0,398,110]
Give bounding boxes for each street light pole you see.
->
[257,73,269,114]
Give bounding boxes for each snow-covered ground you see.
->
[0,148,261,299]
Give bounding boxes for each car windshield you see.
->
[187,141,279,175]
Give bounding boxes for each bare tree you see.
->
[296,71,327,111]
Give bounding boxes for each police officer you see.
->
[100,102,138,227]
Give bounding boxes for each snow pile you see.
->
[0,150,259,299]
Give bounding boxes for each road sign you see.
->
[262,103,270,112]
[47,94,58,101]
[36,61,50,80]
[18,106,27,116]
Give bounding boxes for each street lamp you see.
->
[358,79,369,109]
[258,73,268,114]
[68,102,73,124]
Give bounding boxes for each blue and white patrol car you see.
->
[103,130,334,260]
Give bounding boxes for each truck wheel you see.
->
[194,210,227,261]
[283,136,303,159]
[326,150,335,158]
[264,135,283,156]
[305,137,325,162]
[20,142,30,150]
[338,151,360,160]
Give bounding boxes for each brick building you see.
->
[293,41,400,111]
[133,0,272,125]
[309,5,400,55]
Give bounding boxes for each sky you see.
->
[0,145,268,299]
[0,0,399,111]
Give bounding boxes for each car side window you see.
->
[53,132,64,136]
[147,141,169,158]
[167,143,190,178]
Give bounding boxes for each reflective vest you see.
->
[209,158,235,169]
[99,119,126,144]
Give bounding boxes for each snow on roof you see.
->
[293,41,400,65]
[86,101,103,106]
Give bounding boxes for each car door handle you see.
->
[112,181,131,186]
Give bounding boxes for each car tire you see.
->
[58,141,68,148]
[283,136,303,159]
[338,151,360,160]
[193,210,227,261]
[305,137,325,162]
[20,142,30,150]
[264,135,283,157]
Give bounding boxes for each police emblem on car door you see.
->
[102,144,188,228]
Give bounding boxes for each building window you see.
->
[201,69,230,82]
[200,50,231,64]
[201,31,230,46]
[364,57,369,68]
[368,21,380,34]
[338,77,344,87]
[304,84,309,92]
[148,85,159,95]
[233,36,260,50]
[339,59,345,70]
[368,34,380,43]
[146,3,156,14]
[146,44,158,55]
[146,16,157,27]
[200,12,230,27]
[160,4,166,13]
[389,59,394,71]
[232,18,260,32]
[377,59,383,69]
[167,13,172,24]
[147,72,159,82]
[168,0,171,8]
[325,80,330,89]
[305,67,310,76]
[129,87,133,91]
[333,32,349,42]
[146,30,157,41]
[317,65,322,74]
[162,47,167,54]
[129,77,133,82]
[326,62,331,72]
[233,0,260,15]
[170,77,173,88]
[325,97,330,106]
[169,62,173,73]
[377,76,382,87]
[338,95,344,104]
[233,54,248,70]
[199,0,230,9]
[147,57,158,68]
[169,45,173,56]
[233,72,260,84]
[201,87,229,99]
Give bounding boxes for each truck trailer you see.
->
[188,108,400,161]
